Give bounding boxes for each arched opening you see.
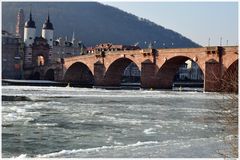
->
[37,55,45,66]
[44,69,55,81]
[174,59,204,82]
[30,72,40,80]
[104,58,140,86]
[156,56,204,90]
[221,60,238,93]
[122,62,141,84]
[64,62,94,87]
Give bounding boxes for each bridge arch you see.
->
[155,56,204,89]
[221,59,238,93]
[64,62,94,86]
[104,57,141,86]
[226,59,238,73]
[44,69,55,81]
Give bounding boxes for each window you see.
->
[29,37,32,40]
[37,55,45,66]
[50,39,52,41]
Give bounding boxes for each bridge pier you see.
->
[54,67,64,81]
[141,60,158,89]
[94,61,106,86]
[204,60,222,92]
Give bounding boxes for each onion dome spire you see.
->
[25,7,36,28]
[42,11,54,30]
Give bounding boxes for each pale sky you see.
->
[103,2,238,46]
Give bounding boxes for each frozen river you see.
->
[2,86,231,158]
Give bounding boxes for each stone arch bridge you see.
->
[30,46,238,92]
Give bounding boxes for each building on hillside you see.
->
[52,35,86,59]
[2,30,22,79]
[86,43,140,54]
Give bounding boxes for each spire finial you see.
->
[29,4,32,20]
[47,6,50,22]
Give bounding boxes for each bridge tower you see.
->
[23,8,36,68]
[42,12,54,62]
[42,12,54,48]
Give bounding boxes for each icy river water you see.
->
[2,86,231,158]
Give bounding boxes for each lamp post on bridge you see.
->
[101,51,105,64]
[162,43,165,48]
[144,41,156,49]
[220,37,223,46]
[208,38,211,46]
[146,41,158,64]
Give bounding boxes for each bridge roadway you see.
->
[31,46,238,92]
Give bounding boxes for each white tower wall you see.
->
[42,29,54,47]
[24,27,36,46]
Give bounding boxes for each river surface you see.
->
[2,86,231,158]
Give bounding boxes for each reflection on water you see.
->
[2,86,232,158]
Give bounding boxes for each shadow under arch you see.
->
[221,59,238,93]
[64,62,94,86]
[29,72,40,80]
[44,69,55,81]
[104,57,141,86]
[156,56,204,89]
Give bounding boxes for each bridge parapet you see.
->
[64,54,96,62]
[157,47,206,53]
[206,46,220,54]
[222,46,238,53]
